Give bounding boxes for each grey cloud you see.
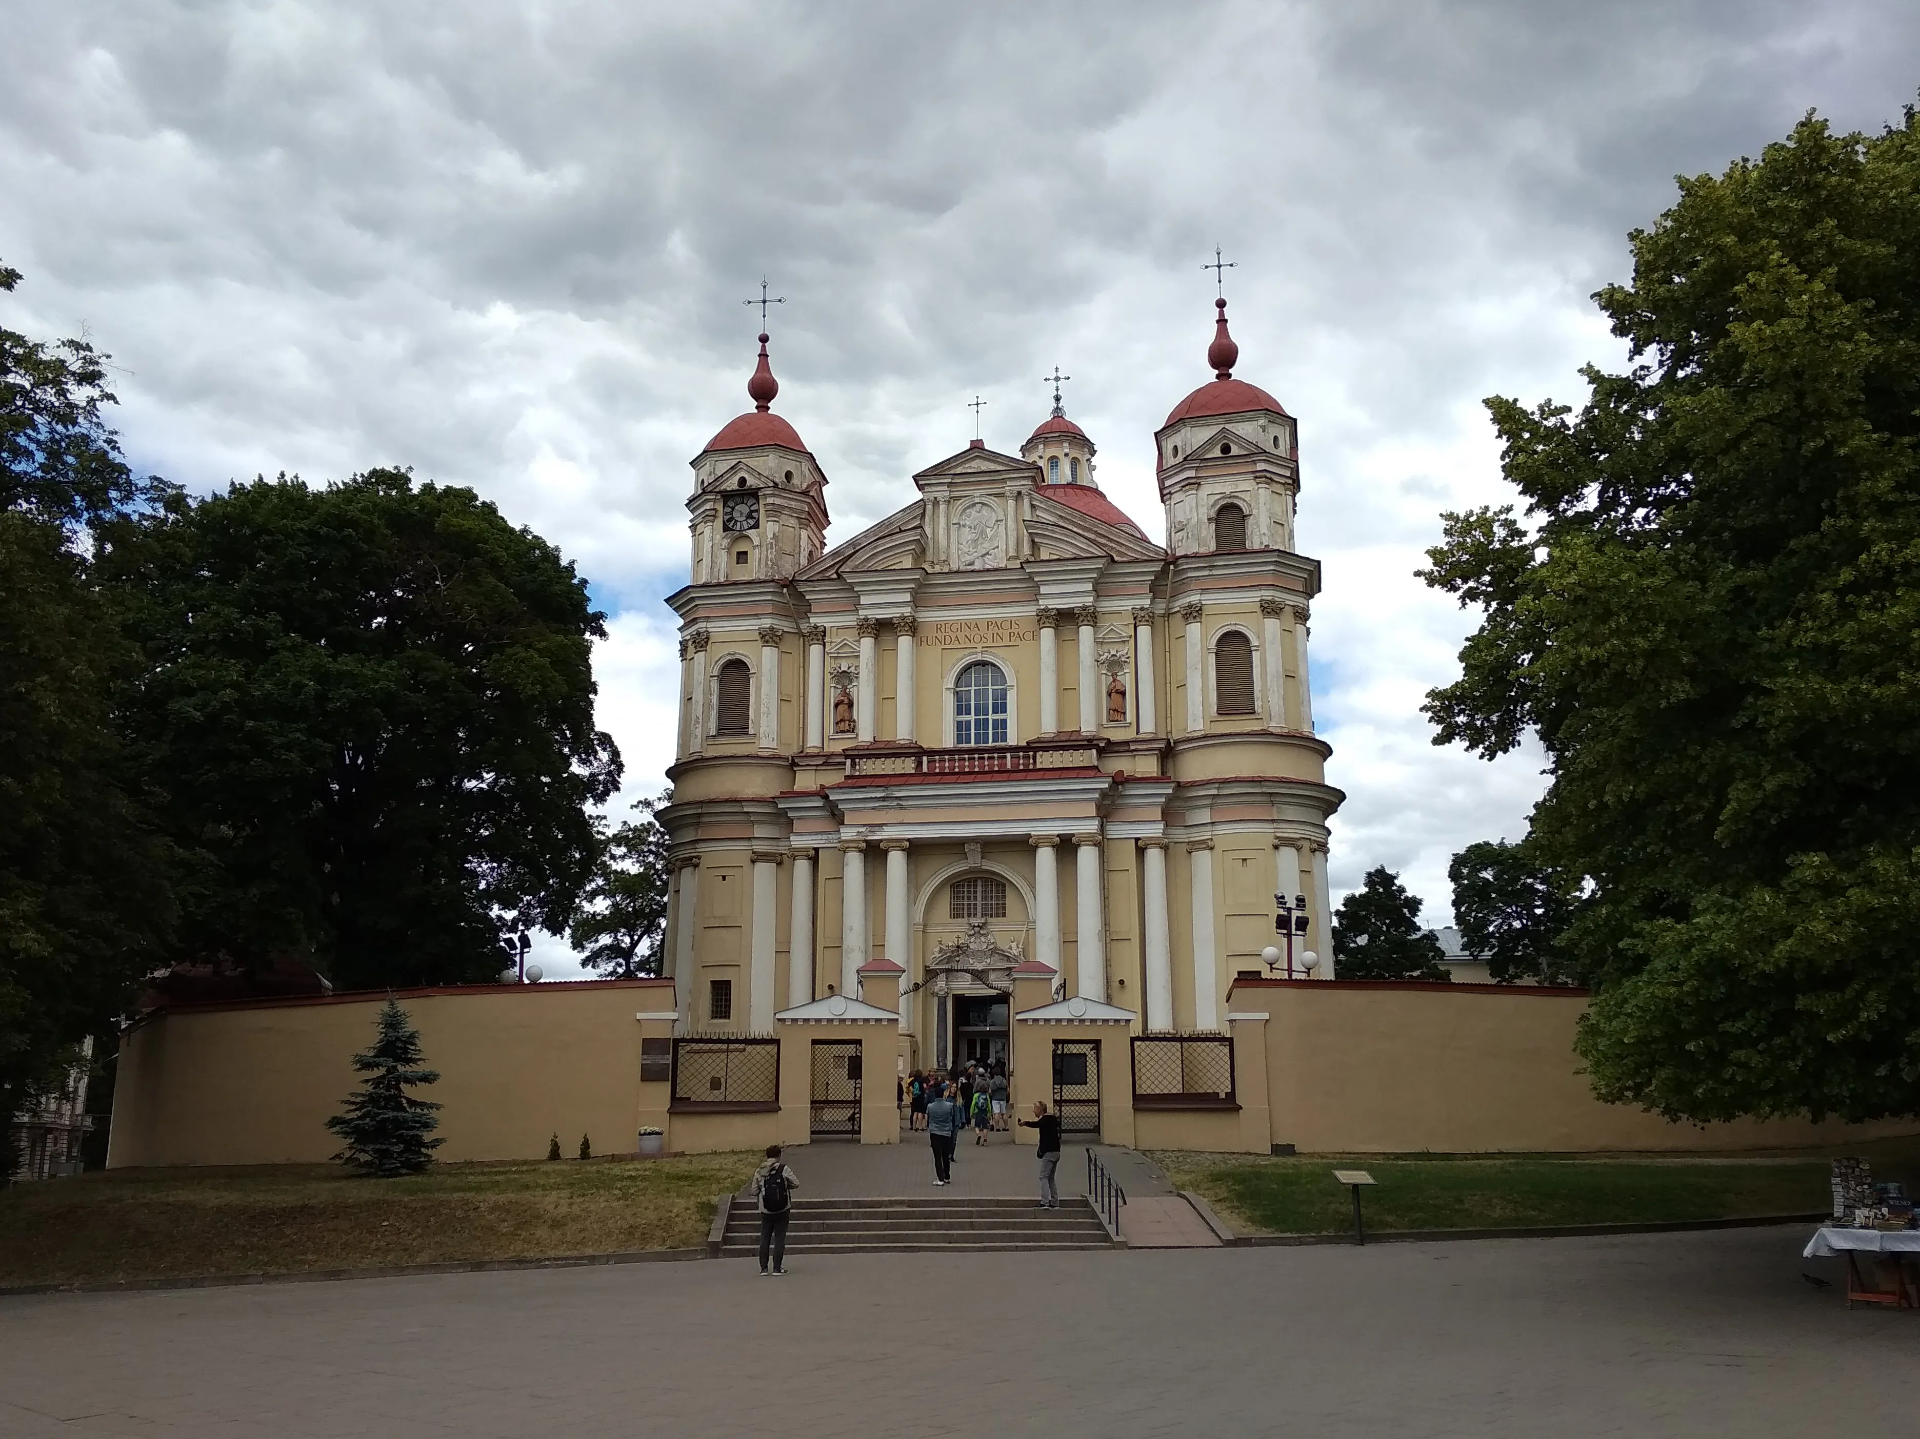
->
[3,0,1913,930]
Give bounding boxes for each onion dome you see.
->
[703,333,811,453]
[1163,298,1289,428]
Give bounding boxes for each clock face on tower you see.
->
[722,493,760,533]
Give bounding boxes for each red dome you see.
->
[1037,481,1148,538]
[1162,377,1289,429]
[1029,412,1087,441]
[704,410,811,454]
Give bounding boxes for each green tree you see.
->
[1420,109,1920,1122]
[0,263,172,1143]
[569,792,671,977]
[1332,867,1450,982]
[97,469,622,990]
[1447,839,1582,986]
[326,998,443,1176]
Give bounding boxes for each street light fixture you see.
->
[1266,893,1313,978]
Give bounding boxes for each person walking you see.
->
[1018,1099,1062,1208]
[908,1071,928,1132]
[751,1144,800,1274]
[989,1067,1010,1132]
[926,1083,960,1185]
[970,1082,992,1144]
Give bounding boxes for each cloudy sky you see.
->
[4,2,1914,970]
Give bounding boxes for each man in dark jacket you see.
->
[1018,1099,1062,1207]
[751,1144,800,1274]
[926,1084,961,1185]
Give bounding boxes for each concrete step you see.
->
[726,1216,1104,1235]
[721,1195,1116,1254]
[722,1240,1114,1256]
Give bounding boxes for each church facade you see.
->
[661,299,1342,1119]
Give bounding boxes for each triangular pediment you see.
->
[1014,996,1137,1024]
[912,446,1031,483]
[775,994,899,1024]
[798,501,926,579]
[1027,491,1165,562]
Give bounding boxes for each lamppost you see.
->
[499,928,532,983]
[1263,892,1316,978]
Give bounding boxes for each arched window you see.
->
[1069,457,1080,483]
[953,660,1010,745]
[1214,503,1247,550]
[1214,631,1255,715]
[949,875,1008,920]
[1047,456,1059,483]
[714,658,752,734]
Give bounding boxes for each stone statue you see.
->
[833,685,855,735]
[954,499,1004,571]
[1106,671,1127,723]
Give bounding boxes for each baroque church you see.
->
[661,298,1342,1081]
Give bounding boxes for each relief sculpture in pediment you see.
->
[954,499,1005,570]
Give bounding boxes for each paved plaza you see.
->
[4,1225,1916,1437]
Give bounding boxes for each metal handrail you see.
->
[1085,1148,1127,1235]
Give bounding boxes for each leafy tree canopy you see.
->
[569,792,670,977]
[1447,839,1581,986]
[1332,866,1450,982]
[0,261,172,1132]
[97,469,622,991]
[1421,109,1920,1122]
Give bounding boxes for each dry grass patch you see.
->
[0,1153,759,1288]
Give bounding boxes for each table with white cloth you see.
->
[1803,1226,1920,1309]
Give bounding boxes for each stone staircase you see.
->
[717,1196,1117,1256]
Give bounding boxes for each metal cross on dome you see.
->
[1204,246,1236,298]
[1043,366,1070,416]
[742,277,785,326]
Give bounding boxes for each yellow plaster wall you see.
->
[109,982,675,1169]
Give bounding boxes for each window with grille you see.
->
[708,979,733,1021]
[1215,631,1256,715]
[953,660,1009,745]
[1069,458,1080,483]
[1214,503,1247,550]
[1047,456,1059,482]
[714,658,751,734]
[949,876,1008,920]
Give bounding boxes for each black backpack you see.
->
[760,1164,791,1213]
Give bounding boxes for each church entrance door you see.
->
[953,994,1009,1072]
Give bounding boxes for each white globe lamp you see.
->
[524,964,543,984]
[1301,951,1319,974]
[1260,946,1282,969]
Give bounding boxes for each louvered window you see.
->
[949,876,1008,920]
[714,658,752,734]
[1214,503,1247,550]
[1215,631,1256,715]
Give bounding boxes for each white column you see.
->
[688,631,710,754]
[1141,839,1173,1031]
[1075,605,1099,734]
[1181,603,1204,733]
[1255,482,1273,549]
[672,859,699,1035]
[1037,609,1060,733]
[757,627,782,750]
[882,840,910,1028]
[804,626,826,750]
[1309,842,1334,979]
[893,616,917,742]
[1261,599,1287,727]
[839,840,867,995]
[788,849,815,1008]
[1132,607,1157,734]
[1189,840,1219,1030]
[856,619,878,742]
[676,639,692,756]
[1073,833,1105,1000]
[1293,605,1315,732]
[749,852,778,1030]
[1031,836,1061,976]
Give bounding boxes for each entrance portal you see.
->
[953,994,1009,1071]
[809,1040,862,1138]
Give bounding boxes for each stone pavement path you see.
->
[5,1226,1912,1437]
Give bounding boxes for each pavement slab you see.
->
[2,1225,1914,1436]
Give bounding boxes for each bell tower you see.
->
[1154,299,1298,556]
[688,333,829,584]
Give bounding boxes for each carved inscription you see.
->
[917,618,1038,648]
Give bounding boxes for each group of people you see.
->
[905,1061,1008,1141]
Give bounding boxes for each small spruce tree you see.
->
[547,1132,562,1161]
[326,998,444,1176]
[578,1133,592,1161]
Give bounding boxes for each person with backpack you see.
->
[969,1082,992,1144]
[909,1070,929,1132]
[925,1083,961,1185]
[751,1144,800,1274]
[1018,1099,1062,1208]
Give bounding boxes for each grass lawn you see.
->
[0,1153,760,1289]
[1155,1141,1920,1238]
